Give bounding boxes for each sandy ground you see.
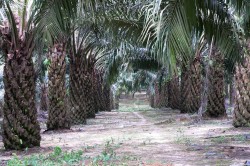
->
[0,94,250,165]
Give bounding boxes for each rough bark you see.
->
[233,56,250,127]
[189,59,202,112]
[168,76,180,110]
[84,72,95,119]
[204,47,226,118]
[180,65,191,113]
[2,50,41,150]
[114,94,120,110]
[92,70,111,112]
[69,54,96,124]
[161,82,168,108]
[0,100,3,117]
[149,94,155,108]
[47,44,70,130]
[180,59,201,113]
[153,82,167,108]
[154,83,161,108]
[93,70,103,113]
[1,22,41,150]
[40,83,48,111]
[110,89,114,110]
[102,84,112,112]
[69,56,86,124]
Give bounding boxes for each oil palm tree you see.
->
[0,0,41,150]
[230,1,250,127]
[180,35,205,113]
[142,0,242,118]
[37,0,76,130]
[69,43,100,124]
[46,42,70,130]
[234,54,250,127]
[204,45,226,117]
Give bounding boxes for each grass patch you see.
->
[211,136,228,144]
[118,104,153,112]
[6,138,141,166]
[210,134,249,144]
[7,147,84,166]
[232,134,248,142]
[174,128,194,145]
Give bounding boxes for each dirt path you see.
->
[0,93,250,165]
[1,108,250,165]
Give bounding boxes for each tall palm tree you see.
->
[0,0,41,150]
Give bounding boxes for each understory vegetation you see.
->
[7,138,141,166]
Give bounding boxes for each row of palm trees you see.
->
[0,0,250,151]
[0,0,116,150]
[144,0,250,128]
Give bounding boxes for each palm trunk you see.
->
[102,84,112,112]
[229,79,235,107]
[162,82,168,107]
[110,89,115,110]
[189,58,202,112]
[168,76,180,109]
[2,49,41,150]
[204,47,226,117]
[114,94,120,110]
[155,82,168,108]
[154,83,160,108]
[180,65,191,113]
[233,56,250,127]
[93,70,103,113]
[1,20,41,149]
[94,71,109,112]
[69,56,86,124]
[84,71,95,119]
[40,83,48,111]
[149,94,155,108]
[180,59,201,113]
[70,55,96,124]
[0,101,3,118]
[47,44,70,130]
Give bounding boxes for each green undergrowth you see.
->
[6,138,140,166]
[117,104,153,112]
[7,147,84,166]
[210,134,249,144]
[174,128,194,145]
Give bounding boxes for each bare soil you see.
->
[0,93,250,165]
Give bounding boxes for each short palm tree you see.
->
[0,0,41,150]
[37,1,75,130]
[47,42,70,130]
[202,45,226,117]
[69,43,101,124]
[231,0,250,127]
